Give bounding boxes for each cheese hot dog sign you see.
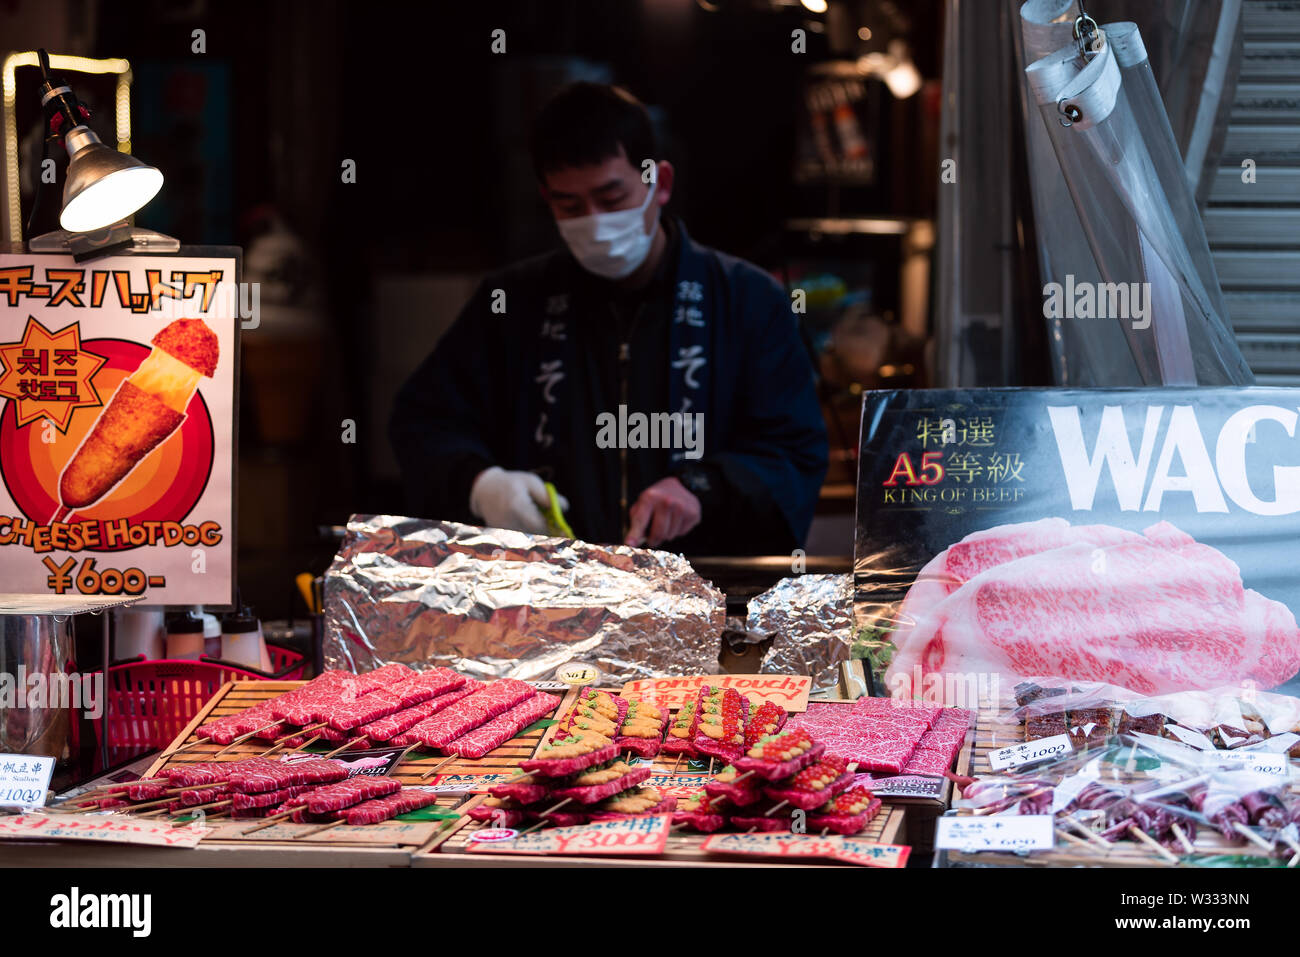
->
[0,252,237,604]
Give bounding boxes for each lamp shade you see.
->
[59,127,163,233]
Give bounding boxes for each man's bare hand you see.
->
[624,476,701,547]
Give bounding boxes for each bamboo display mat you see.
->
[424,679,909,866]
[134,679,558,850]
[944,707,1298,868]
[425,795,906,868]
[128,667,911,866]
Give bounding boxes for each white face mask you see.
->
[556,180,659,280]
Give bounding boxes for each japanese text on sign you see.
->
[466,814,671,857]
[935,815,1054,853]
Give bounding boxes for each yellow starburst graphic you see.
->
[0,317,107,431]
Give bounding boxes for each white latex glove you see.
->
[468,467,568,535]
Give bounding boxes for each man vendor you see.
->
[390,83,827,554]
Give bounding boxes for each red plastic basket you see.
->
[91,645,306,760]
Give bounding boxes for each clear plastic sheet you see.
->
[1021,14,1252,386]
[322,515,725,682]
[1016,0,1136,386]
[746,573,853,694]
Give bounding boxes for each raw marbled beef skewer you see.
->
[661,688,707,756]
[173,784,231,807]
[673,790,728,832]
[614,699,670,758]
[731,728,825,781]
[694,687,748,764]
[342,788,438,825]
[385,682,484,747]
[349,664,417,696]
[705,765,766,806]
[744,701,787,748]
[231,784,314,810]
[807,787,881,835]
[409,680,537,749]
[763,755,854,810]
[550,764,652,803]
[519,731,618,778]
[588,787,676,821]
[160,762,233,787]
[489,774,551,806]
[444,691,561,759]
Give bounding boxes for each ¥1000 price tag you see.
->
[988,733,1072,770]
[935,815,1054,853]
[0,754,55,807]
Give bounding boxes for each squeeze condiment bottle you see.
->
[165,611,205,660]
[222,607,271,672]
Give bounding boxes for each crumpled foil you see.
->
[748,573,853,693]
[323,515,725,682]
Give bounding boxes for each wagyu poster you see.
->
[854,388,1300,699]
[0,251,238,605]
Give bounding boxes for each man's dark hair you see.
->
[531,82,657,181]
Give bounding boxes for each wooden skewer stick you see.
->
[669,821,688,832]
[671,752,684,774]
[764,800,790,817]
[170,798,232,817]
[730,770,754,784]
[322,738,368,760]
[708,758,715,775]
[745,826,757,834]
[278,734,322,756]
[240,805,307,835]
[1232,822,1274,852]
[1170,823,1196,856]
[294,819,347,839]
[1055,827,1092,849]
[820,827,830,838]
[215,720,290,757]
[519,818,550,835]
[1288,850,1299,868]
[118,791,191,812]
[394,743,421,766]
[1127,826,1179,864]
[1065,817,1112,850]
[420,754,457,781]
[159,736,214,759]
[539,798,572,818]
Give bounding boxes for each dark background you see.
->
[6,0,945,622]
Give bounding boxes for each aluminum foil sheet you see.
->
[748,573,853,693]
[323,515,725,682]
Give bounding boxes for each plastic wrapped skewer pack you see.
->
[1010,678,1300,758]
[950,732,1300,864]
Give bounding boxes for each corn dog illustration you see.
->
[54,318,218,520]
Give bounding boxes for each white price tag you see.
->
[988,733,1072,770]
[935,814,1055,852]
[0,754,55,808]
[1210,750,1289,776]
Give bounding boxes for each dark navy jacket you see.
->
[389,221,828,554]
